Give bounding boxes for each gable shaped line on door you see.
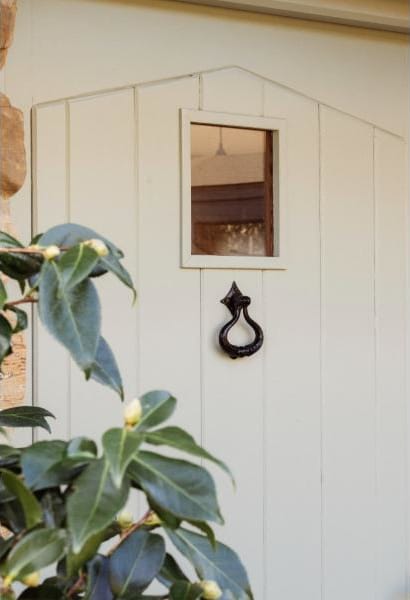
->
[32,66,404,139]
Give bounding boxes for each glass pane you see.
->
[191,123,274,257]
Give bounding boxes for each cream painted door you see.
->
[33,67,408,599]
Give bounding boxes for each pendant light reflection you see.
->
[216,126,227,156]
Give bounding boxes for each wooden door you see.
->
[33,67,408,599]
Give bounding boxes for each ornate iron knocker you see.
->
[219,282,264,359]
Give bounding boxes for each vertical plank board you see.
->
[320,106,375,600]
[32,102,70,440]
[68,89,138,439]
[200,69,265,598]
[374,130,407,598]
[263,84,321,599]
[136,76,202,440]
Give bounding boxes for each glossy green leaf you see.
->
[135,391,176,432]
[0,314,12,362]
[128,452,223,524]
[40,490,65,529]
[169,581,203,600]
[21,441,67,490]
[0,231,42,280]
[166,528,253,600]
[0,469,42,529]
[0,406,54,432]
[7,306,28,334]
[102,428,142,488]
[0,536,14,561]
[90,337,123,399]
[157,553,189,588]
[38,260,101,374]
[0,445,20,468]
[18,583,63,599]
[58,243,100,289]
[5,528,66,580]
[84,555,113,600]
[67,458,129,553]
[0,278,7,310]
[144,427,233,483]
[187,520,216,549]
[67,530,106,577]
[39,223,135,297]
[67,437,98,459]
[109,529,166,597]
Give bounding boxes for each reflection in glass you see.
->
[191,123,274,257]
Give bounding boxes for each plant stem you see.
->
[0,247,43,255]
[67,572,85,598]
[107,509,152,556]
[4,297,37,308]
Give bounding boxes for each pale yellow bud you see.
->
[84,238,109,257]
[28,244,43,253]
[116,509,133,530]
[199,580,222,599]
[22,572,40,587]
[43,245,60,260]
[144,511,162,527]
[3,574,13,588]
[124,398,142,427]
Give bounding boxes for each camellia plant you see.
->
[0,224,253,599]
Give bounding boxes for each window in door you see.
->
[181,110,287,269]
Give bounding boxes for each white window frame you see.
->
[180,109,288,270]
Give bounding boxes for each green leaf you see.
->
[5,528,66,580]
[90,337,123,399]
[102,428,142,488]
[0,314,13,362]
[0,278,7,310]
[84,555,113,600]
[7,306,28,334]
[109,529,165,597]
[67,458,129,553]
[21,440,67,490]
[39,223,135,298]
[0,406,54,432]
[17,583,63,599]
[0,469,42,529]
[187,520,216,549]
[38,260,101,374]
[169,581,203,600]
[144,427,233,484]
[67,530,106,577]
[135,391,176,432]
[0,444,20,468]
[67,437,98,459]
[166,528,253,600]
[40,490,65,529]
[157,553,189,588]
[128,452,223,524]
[0,536,14,561]
[59,243,100,290]
[0,231,43,281]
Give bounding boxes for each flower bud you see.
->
[22,572,40,587]
[199,580,222,599]
[124,398,142,427]
[28,244,43,253]
[144,511,161,527]
[3,574,13,588]
[43,245,60,260]
[84,238,109,257]
[116,509,134,530]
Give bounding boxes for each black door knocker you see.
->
[219,282,264,359]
